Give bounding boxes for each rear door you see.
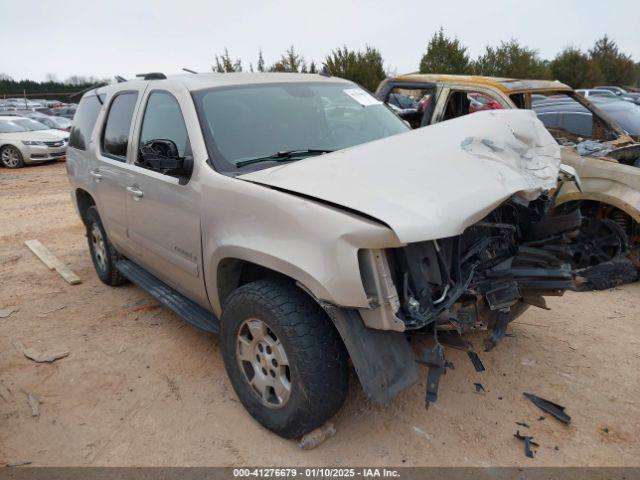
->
[90,89,145,249]
[123,86,208,307]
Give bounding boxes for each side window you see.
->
[442,90,504,121]
[69,94,103,150]
[386,87,435,129]
[137,91,191,169]
[101,92,138,161]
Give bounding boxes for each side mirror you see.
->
[139,139,193,183]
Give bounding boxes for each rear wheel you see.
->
[220,279,349,438]
[1,146,24,168]
[85,206,128,286]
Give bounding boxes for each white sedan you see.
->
[0,117,68,168]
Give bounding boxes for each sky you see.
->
[1,0,639,82]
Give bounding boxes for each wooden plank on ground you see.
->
[24,239,81,285]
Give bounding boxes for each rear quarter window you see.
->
[69,94,104,150]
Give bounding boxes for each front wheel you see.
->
[220,279,349,438]
[1,145,25,168]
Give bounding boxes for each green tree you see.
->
[213,48,242,73]
[270,46,306,72]
[633,62,640,88]
[323,45,386,92]
[589,35,635,86]
[257,50,265,72]
[474,39,550,79]
[550,47,603,88]
[419,28,472,74]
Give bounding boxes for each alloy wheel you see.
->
[236,318,292,408]
[1,147,21,168]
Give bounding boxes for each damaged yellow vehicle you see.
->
[376,74,640,286]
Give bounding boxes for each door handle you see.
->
[90,169,103,182]
[126,186,144,199]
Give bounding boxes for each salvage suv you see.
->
[67,72,577,438]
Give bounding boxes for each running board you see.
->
[116,259,220,334]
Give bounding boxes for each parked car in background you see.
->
[468,92,503,112]
[594,86,640,105]
[7,117,70,142]
[576,88,618,99]
[19,111,73,131]
[0,116,67,168]
[533,95,640,140]
[53,106,77,119]
[377,74,640,272]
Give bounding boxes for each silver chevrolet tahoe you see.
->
[67,72,578,438]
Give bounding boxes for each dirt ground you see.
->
[1,163,639,467]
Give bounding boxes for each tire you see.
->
[1,145,25,168]
[220,279,349,438]
[85,206,128,286]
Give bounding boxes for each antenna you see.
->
[115,75,127,83]
[182,68,197,74]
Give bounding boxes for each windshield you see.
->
[11,118,49,131]
[0,120,27,133]
[193,82,409,173]
[53,116,72,128]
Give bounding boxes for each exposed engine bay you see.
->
[391,197,577,333]
[360,194,580,338]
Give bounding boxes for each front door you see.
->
[123,88,209,308]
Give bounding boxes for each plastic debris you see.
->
[299,422,336,450]
[514,430,539,458]
[523,392,571,424]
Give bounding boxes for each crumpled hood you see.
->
[239,110,561,243]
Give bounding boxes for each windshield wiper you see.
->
[235,149,334,168]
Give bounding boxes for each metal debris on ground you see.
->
[467,351,486,372]
[473,383,485,393]
[523,392,571,424]
[0,307,19,318]
[23,348,70,364]
[299,422,336,450]
[26,393,40,418]
[514,430,540,458]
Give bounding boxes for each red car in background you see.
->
[468,92,504,113]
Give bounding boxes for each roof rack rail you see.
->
[135,72,167,80]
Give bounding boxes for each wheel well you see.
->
[556,199,639,246]
[75,189,96,225]
[217,258,294,308]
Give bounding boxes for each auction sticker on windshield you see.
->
[343,88,382,106]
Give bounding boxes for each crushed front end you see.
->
[359,193,580,406]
